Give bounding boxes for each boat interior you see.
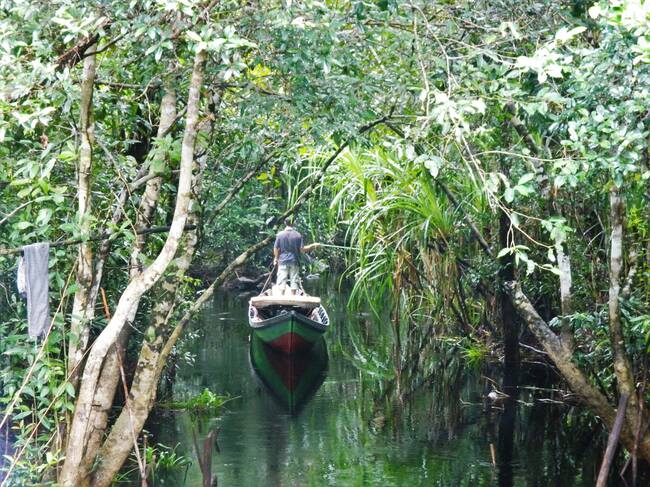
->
[249,289,326,323]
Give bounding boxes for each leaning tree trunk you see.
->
[59,48,206,487]
[90,176,202,487]
[130,87,178,275]
[506,282,650,461]
[85,85,177,322]
[89,96,207,487]
[68,44,97,388]
[80,87,178,471]
[93,181,277,486]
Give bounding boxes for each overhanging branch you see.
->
[0,225,197,257]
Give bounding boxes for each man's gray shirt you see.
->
[274,228,303,264]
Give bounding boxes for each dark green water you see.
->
[150,276,606,486]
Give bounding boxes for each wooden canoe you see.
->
[248,290,329,354]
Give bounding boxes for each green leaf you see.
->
[517,173,535,185]
[186,31,202,42]
[15,221,32,230]
[515,184,534,196]
[497,247,511,258]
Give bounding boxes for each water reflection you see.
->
[249,335,328,415]
[149,276,616,486]
[497,367,517,487]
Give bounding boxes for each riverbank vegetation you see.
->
[0,0,648,485]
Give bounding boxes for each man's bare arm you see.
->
[301,243,320,253]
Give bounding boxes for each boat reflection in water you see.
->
[250,334,328,414]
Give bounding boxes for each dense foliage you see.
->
[0,0,648,485]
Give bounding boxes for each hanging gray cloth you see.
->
[21,242,50,338]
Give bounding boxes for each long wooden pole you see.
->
[317,243,359,250]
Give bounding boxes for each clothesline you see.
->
[0,224,197,256]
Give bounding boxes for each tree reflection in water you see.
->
[146,281,619,486]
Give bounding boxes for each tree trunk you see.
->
[556,240,574,348]
[59,48,206,487]
[89,119,205,487]
[68,44,97,388]
[608,186,644,442]
[90,193,201,487]
[130,88,177,275]
[506,281,650,462]
[79,323,131,474]
[79,88,179,472]
[608,187,636,400]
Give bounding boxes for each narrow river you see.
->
[149,275,604,486]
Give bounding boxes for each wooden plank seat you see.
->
[250,295,321,309]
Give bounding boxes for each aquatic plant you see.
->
[161,389,235,414]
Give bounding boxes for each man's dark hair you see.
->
[284,217,293,227]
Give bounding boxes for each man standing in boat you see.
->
[273,218,319,294]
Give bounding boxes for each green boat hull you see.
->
[249,308,328,354]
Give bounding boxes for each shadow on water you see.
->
[146,274,623,486]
